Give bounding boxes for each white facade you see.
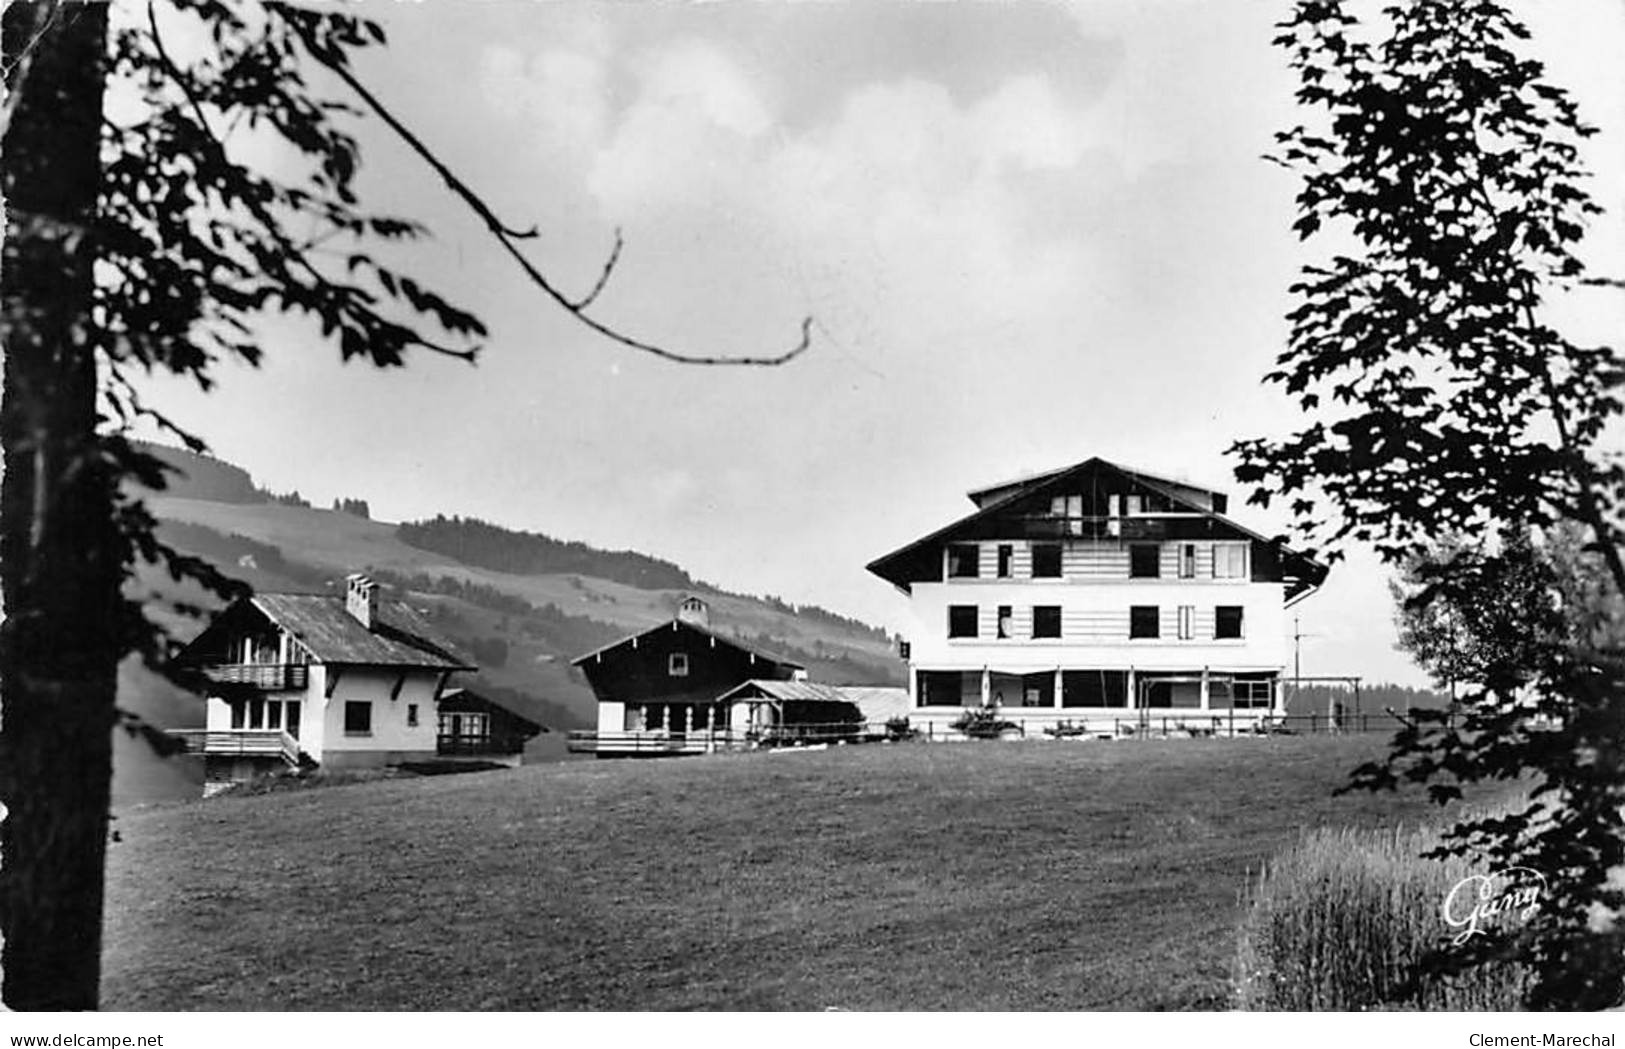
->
[869,460,1326,737]
[907,540,1286,673]
[189,582,469,776]
[201,660,446,767]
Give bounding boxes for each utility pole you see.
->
[1294,614,1303,683]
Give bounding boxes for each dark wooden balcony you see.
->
[437,734,524,757]
[201,663,309,690]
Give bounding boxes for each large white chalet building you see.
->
[866,457,1327,734]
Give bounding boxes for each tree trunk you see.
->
[0,0,117,1011]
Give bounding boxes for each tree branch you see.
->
[278,9,812,367]
[145,1,477,366]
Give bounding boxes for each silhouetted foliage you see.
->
[1236,0,1625,1009]
[3,0,809,1010]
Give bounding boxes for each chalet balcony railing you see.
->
[201,663,309,690]
[173,728,302,766]
[566,730,746,755]
[1011,515,1191,541]
[437,735,524,757]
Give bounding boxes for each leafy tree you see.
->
[1,0,806,1010]
[1390,529,1567,698]
[1234,0,1625,1008]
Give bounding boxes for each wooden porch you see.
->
[172,728,303,767]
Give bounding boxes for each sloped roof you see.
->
[570,617,805,671]
[966,461,1225,511]
[833,686,912,723]
[252,593,471,669]
[715,679,853,704]
[438,687,545,734]
[183,593,473,670]
[866,456,1326,600]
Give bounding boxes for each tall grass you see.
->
[1234,822,1532,1010]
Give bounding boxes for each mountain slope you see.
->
[130,444,904,741]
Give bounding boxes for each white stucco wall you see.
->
[906,576,1287,674]
[320,666,442,767]
[299,665,326,761]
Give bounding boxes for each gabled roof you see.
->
[866,456,1327,601]
[714,679,852,704]
[966,460,1226,512]
[569,617,805,671]
[713,681,911,723]
[438,687,545,735]
[183,593,473,671]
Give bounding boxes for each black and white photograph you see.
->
[2,0,1625,1029]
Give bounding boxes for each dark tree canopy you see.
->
[1236,0,1625,1009]
[1,0,808,1009]
[1234,0,1623,575]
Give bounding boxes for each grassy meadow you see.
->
[103,736,1491,1010]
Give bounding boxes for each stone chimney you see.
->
[676,595,709,629]
[346,573,379,630]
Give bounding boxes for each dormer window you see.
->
[668,652,690,677]
[1049,495,1084,535]
[947,544,980,578]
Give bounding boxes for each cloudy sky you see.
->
[140,1,1625,685]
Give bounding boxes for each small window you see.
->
[1216,606,1245,639]
[344,701,372,735]
[996,544,1013,578]
[1032,606,1061,639]
[1179,543,1197,579]
[1178,605,1194,640]
[668,652,689,677]
[1214,543,1249,579]
[947,544,980,578]
[1031,543,1062,578]
[996,605,1013,639]
[1130,544,1161,578]
[1130,605,1160,639]
[1235,676,1273,708]
[407,703,419,727]
[948,605,979,639]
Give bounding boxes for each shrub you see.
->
[950,707,1019,740]
[884,716,916,742]
[1234,823,1531,1010]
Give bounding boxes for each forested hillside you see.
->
[397,514,698,590]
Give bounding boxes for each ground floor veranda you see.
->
[915,667,1278,710]
[907,667,1282,736]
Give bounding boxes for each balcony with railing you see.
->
[172,728,302,766]
[436,734,525,758]
[200,663,309,690]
